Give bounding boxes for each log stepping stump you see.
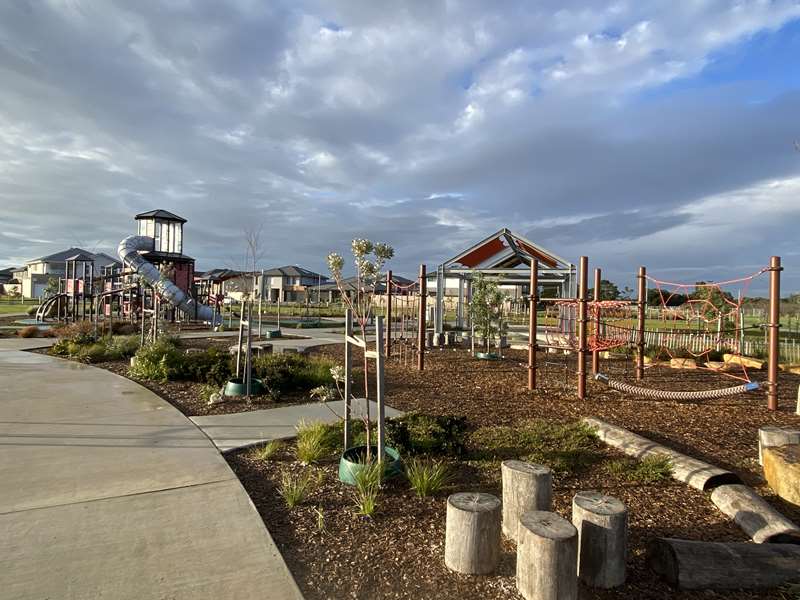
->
[501,460,552,542]
[517,511,578,600]
[758,426,800,465]
[763,445,800,507]
[710,484,800,543]
[572,491,627,589]
[444,492,501,575]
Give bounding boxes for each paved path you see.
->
[192,399,403,452]
[0,340,303,600]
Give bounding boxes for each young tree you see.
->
[468,274,506,354]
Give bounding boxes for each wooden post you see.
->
[636,266,646,381]
[592,268,601,375]
[385,270,392,358]
[501,460,551,541]
[577,256,588,400]
[767,256,781,410]
[444,492,501,575]
[375,315,386,461]
[572,491,627,589]
[517,511,578,600]
[245,301,252,398]
[418,264,426,371]
[528,260,538,390]
[647,538,800,590]
[344,308,353,450]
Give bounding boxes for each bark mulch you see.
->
[224,344,800,600]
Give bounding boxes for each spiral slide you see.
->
[118,235,221,325]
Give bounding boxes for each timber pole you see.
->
[528,260,538,390]
[767,256,782,411]
[577,256,588,400]
[386,270,392,358]
[592,267,601,375]
[418,264,426,371]
[636,266,646,381]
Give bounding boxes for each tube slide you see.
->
[117,236,221,325]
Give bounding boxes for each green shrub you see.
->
[252,353,334,399]
[353,460,382,516]
[104,335,140,360]
[279,469,319,509]
[129,337,181,381]
[52,321,96,345]
[250,440,284,461]
[386,413,468,457]
[129,337,230,384]
[468,420,601,474]
[406,458,453,497]
[605,454,673,483]
[26,305,39,316]
[296,420,337,464]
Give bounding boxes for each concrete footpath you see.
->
[192,399,403,452]
[0,339,303,600]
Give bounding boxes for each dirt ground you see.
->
[225,344,800,600]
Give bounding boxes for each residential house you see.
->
[256,266,327,303]
[18,248,120,298]
[0,267,21,296]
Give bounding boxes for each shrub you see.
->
[104,335,140,360]
[296,420,337,464]
[17,325,40,338]
[252,353,334,399]
[468,420,601,474]
[386,413,468,457]
[169,347,232,385]
[406,458,453,497]
[26,305,39,316]
[250,439,284,461]
[353,460,382,516]
[129,337,182,381]
[52,321,96,345]
[279,470,319,509]
[605,454,673,484]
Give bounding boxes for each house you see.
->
[18,248,121,298]
[256,266,327,303]
[195,268,247,302]
[0,267,21,296]
[317,274,416,304]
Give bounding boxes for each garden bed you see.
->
[224,344,800,600]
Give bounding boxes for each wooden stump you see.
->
[517,511,578,600]
[758,426,800,464]
[647,537,800,590]
[710,484,800,543]
[501,460,552,542]
[444,492,501,575]
[572,491,627,588]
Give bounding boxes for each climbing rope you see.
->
[595,373,759,401]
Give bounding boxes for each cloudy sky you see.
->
[1,0,799,294]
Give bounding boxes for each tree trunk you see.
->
[517,510,578,600]
[647,537,800,590]
[501,460,552,542]
[444,492,501,575]
[583,417,740,491]
[572,491,627,588]
[710,484,800,543]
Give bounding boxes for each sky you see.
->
[1,0,799,295]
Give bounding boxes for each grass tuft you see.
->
[278,469,319,509]
[352,460,382,516]
[295,420,337,464]
[250,439,285,462]
[605,454,673,484]
[405,458,454,497]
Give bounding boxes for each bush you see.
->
[468,420,601,474]
[279,469,319,509]
[252,353,334,399]
[605,454,673,484]
[129,337,182,381]
[16,325,40,338]
[129,337,231,384]
[353,460,382,516]
[52,321,96,345]
[26,305,39,316]
[386,413,468,457]
[406,458,453,497]
[50,333,139,363]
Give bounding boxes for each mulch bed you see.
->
[225,344,800,600]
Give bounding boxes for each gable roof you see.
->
[442,228,571,271]
[29,247,94,264]
[135,209,187,223]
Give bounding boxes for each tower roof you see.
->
[134,209,187,223]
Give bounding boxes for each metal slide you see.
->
[117,236,221,325]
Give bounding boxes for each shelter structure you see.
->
[431,228,575,333]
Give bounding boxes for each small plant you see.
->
[313,505,326,533]
[16,325,40,338]
[296,420,336,464]
[352,460,382,516]
[386,413,468,457]
[468,273,507,354]
[278,469,318,509]
[406,458,453,497]
[250,439,284,462]
[605,454,673,483]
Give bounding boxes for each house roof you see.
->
[197,268,243,281]
[0,267,18,275]
[318,275,416,293]
[64,252,96,263]
[441,228,572,272]
[135,209,187,223]
[29,247,95,264]
[263,265,325,279]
